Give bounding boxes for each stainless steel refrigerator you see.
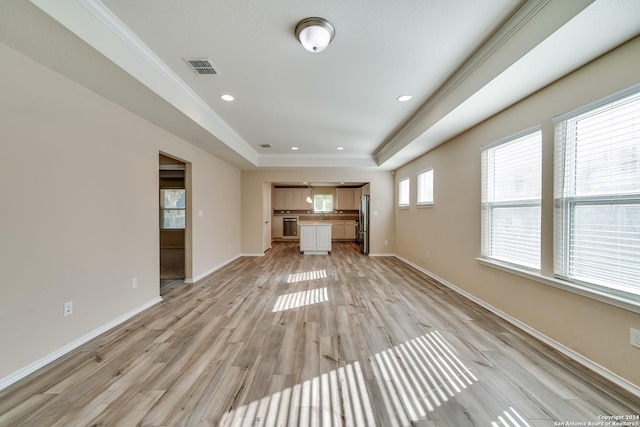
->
[359,195,370,254]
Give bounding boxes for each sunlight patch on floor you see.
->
[219,361,375,427]
[219,331,497,426]
[491,407,531,427]
[372,330,478,425]
[286,269,328,284]
[272,287,329,312]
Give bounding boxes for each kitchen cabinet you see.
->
[274,188,312,211]
[336,188,362,210]
[329,220,356,240]
[352,188,362,209]
[299,222,332,254]
[344,220,356,239]
[336,188,352,210]
[272,216,283,239]
[332,222,345,239]
[274,188,285,210]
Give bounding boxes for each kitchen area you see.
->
[271,183,370,254]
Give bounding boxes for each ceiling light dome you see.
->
[295,17,335,53]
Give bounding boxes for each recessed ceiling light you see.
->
[397,95,413,102]
[337,147,344,150]
[291,147,299,150]
[221,94,234,101]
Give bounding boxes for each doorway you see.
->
[262,182,272,252]
[159,153,191,282]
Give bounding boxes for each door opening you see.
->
[159,153,191,285]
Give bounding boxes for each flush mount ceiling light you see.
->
[295,17,335,53]
[397,95,413,102]
[220,94,234,101]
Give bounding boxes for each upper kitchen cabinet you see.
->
[336,187,362,210]
[274,188,312,211]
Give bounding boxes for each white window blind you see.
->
[481,129,542,269]
[554,88,640,296]
[398,178,410,207]
[417,169,434,205]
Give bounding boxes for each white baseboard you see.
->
[185,254,245,284]
[0,296,162,392]
[394,255,640,398]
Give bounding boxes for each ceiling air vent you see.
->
[184,58,219,75]
[259,144,272,148]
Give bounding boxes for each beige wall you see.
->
[0,44,241,382]
[241,170,394,255]
[393,36,640,386]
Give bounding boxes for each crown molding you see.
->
[374,0,573,164]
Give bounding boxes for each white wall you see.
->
[393,36,640,387]
[241,169,395,255]
[0,43,241,384]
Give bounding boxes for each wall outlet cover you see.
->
[63,301,73,317]
[631,328,640,349]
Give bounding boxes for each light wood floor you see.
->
[1,242,638,426]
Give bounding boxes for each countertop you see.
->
[298,215,357,221]
[298,221,333,226]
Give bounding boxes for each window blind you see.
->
[554,88,640,296]
[399,178,410,207]
[481,129,542,269]
[417,169,434,205]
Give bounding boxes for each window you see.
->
[481,129,542,269]
[554,88,640,296]
[398,178,410,207]
[161,189,186,229]
[314,194,333,213]
[417,169,434,205]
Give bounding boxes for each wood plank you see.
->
[0,241,637,427]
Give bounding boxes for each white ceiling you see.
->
[2,0,640,170]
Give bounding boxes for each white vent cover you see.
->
[184,58,219,75]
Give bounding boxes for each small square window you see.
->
[161,189,186,229]
[417,169,433,205]
[398,178,410,207]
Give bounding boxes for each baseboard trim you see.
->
[185,254,244,284]
[395,255,640,398]
[0,296,163,392]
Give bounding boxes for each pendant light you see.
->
[295,17,335,53]
[306,184,313,203]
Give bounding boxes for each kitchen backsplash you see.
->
[273,210,359,215]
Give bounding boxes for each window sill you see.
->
[477,257,640,314]
[416,203,434,209]
[397,205,410,210]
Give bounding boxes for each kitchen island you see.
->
[298,221,332,254]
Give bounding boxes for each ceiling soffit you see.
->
[25,0,640,170]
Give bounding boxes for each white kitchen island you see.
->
[298,221,332,255]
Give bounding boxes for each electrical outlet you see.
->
[631,328,640,349]
[63,301,73,317]
[131,278,138,289]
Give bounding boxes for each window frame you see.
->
[480,127,542,271]
[313,193,334,213]
[553,85,640,297]
[160,188,186,230]
[416,168,434,207]
[398,177,410,208]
